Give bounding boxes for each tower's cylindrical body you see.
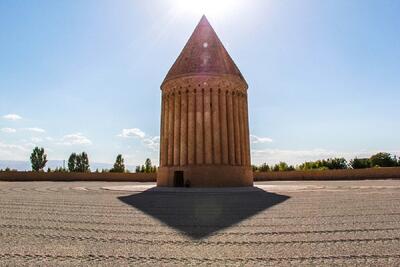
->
[157,16,252,187]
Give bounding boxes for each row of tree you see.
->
[252,162,295,172]
[0,167,17,172]
[68,152,90,172]
[253,152,400,172]
[6,147,399,173]
[350,153,399,169]
[28,147,156,173]
[135,158,157,173]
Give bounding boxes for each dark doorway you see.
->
[174,171,184,187]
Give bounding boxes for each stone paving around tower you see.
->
[1,180,400,266]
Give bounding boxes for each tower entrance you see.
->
[174,171,184,187]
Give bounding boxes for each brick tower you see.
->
[157,15,252,187]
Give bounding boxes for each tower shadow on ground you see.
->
[118,187,290,239]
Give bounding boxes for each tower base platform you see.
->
[157,165,253,188]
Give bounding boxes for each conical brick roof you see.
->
[162,15,247,86]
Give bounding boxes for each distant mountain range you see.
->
[0,160,137,172]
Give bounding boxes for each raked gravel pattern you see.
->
[1,180,400,266]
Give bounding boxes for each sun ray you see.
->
[172,0,244,19]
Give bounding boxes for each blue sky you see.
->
[0,0,399,169]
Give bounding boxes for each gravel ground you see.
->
[1,180,400,266]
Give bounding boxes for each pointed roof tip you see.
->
[198,14,211,25]
[162,14,247,87]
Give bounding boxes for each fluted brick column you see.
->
[227,90,235,165]
[195,88,204,164]
[204,88,212,164]
[160,93,166,166]
[219,89,229,165]
[173,92,181,166]
[239,93,248,166]
[180,90,188,166]
[212,89,221,164]
[233,92,242,165]
[187,88,196,165]
[167,93,174,165]
[244,94,251,166]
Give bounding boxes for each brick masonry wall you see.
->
[1,168,400,182]
[0,171,157,182]
[254,167,400,181]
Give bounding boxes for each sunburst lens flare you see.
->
[172,0,244,19]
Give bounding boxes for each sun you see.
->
[172,0,244,18]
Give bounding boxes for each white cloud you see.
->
[143,136,160,151]
[0,142,30,152]
[118,128,146,138]
[1,127,17,133]
[250,135,273,144]
[118,128,160,152]
[3,114,22,121]
[31,137,43,143]
[59,133,92,146]
[24,127,45,133]
[0,141,33,160]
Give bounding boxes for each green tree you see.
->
[76,152,90,172]
[259,163,270,172]
[68,153,77,172]
[272,162,295,171]
[111,154,125,173]
[272,164,280,172]
[287,165,295,171]
[54,167,67,173]
[370,152,397,167]
[68,152,90,172]
[30,147,48,172]
[135,166,141,173]
[350,158,370,169]
[298,158,348,170]
[145,158,152,173]
[134,159,157,173]
[325,158,348,169]
[278,162,289,171]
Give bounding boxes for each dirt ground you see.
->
[1,180,400,266]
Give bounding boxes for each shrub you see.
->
[259,163,270,172]
[54,167,67,172]
[369,152,397,167]
[350,158,371,169]
[298,158,348,170]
